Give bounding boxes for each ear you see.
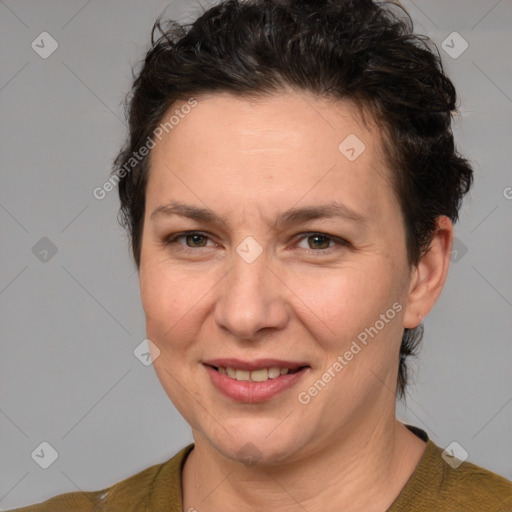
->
[403,216,453,329]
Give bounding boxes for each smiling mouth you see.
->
[208,365,308,383]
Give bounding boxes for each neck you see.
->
[181,418,426,512]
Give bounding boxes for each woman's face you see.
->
[139,91,416,464]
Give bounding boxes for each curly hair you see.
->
[113,0,473,399]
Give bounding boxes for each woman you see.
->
[10,0,511,510]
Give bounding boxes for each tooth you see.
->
[268,367,281,379]
[250,369,269,382]
[235,369,250,381]
[220,366,294,380]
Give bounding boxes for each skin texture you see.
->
[139,90,453,511]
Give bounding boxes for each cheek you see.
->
[294,264,400,345]
[140,263,206,418]
[139,259,214,351]
[140,244,189,319]
[139,261,185,341]
[140,266,171,326]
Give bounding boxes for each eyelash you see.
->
[163,231,349,255]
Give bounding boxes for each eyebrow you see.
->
[150,200,368,228]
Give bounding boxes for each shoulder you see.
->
[434,449,512,511]
[392,437,512,512]
[5,444,194,512]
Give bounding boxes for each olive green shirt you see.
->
[7,427,512,511]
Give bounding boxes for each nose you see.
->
[214,246,289,341]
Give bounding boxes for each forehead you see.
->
[146,91,396,225]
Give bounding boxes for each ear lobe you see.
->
[403,216,454,329]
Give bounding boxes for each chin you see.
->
[201,422,309,467]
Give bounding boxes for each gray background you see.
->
[0,0,511,508]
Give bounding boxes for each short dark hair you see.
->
[113,0,473,399]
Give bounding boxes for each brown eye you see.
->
[164,231,215,250]
[297,233,335,251]
[307,234,332,250]
[185,233,208,247]
[295,232,349,254]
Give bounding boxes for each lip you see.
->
[203,360,310,403]
[203,358,309,372]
